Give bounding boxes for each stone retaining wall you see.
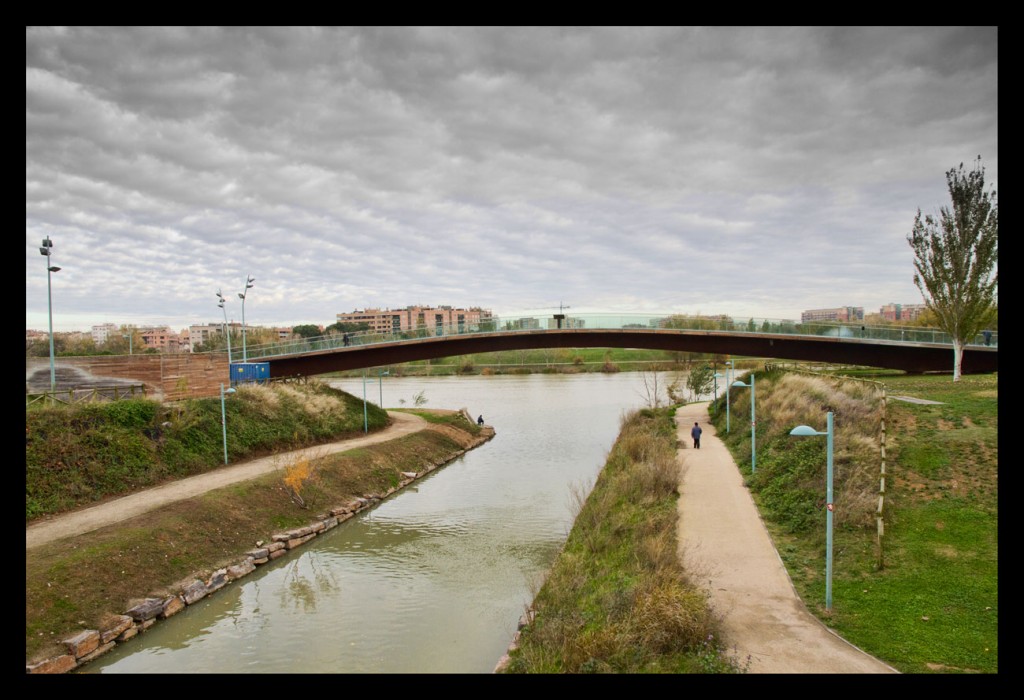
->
[26,427,495,674]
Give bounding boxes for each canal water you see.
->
[81,372,685,673]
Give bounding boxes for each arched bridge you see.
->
[232,313,997,378]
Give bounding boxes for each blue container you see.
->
[230,362,270,385]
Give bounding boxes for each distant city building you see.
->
[546,316,585,329]
[800,307,864,323]
[138,326,185,353]
[879,303,927,322]
[336,306,494,335]
[186,322,242,352]
[91,323,119,345]
[506,317,541,330]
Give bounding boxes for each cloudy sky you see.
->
[26,26,998,334]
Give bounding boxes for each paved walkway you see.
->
[674,402,898,674]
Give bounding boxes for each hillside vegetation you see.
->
[26,381,389,522]
[712,369,997,674]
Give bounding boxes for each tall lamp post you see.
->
[790,411,834,611]
[725,360,734,433]
[731,373,756,473]
[122,331,133,355]
[220,383,237,465]
[362,370,369,433]
[39,236,61,393]
[238,274,255,362]
[379,369,389,407]
[217,290,233,362]
[713,372,724,402]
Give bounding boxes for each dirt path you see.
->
[26,411,428,551]
[674,402,898,674]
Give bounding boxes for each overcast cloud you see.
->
[26,26,998,333]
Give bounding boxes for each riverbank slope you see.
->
[26,388,493,671]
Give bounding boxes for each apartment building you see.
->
[91,323,119,345]
[336,306,494,335]
[879,303,928,322]
[800,307,864,323]
[138,326,186,353]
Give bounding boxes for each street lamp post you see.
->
[362,370,369,433]
[123,331,133,355]
[220,383,237,465]
[379,369,389,406]
[790,411,834,611]
[217,290,233,362]
[725,360,734,433]
[39,236,61,393]
[238,275,255,362]
[731,373,756,473]
[713,372,724,403]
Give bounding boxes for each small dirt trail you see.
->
[26,412,428,551]
[674,402,898,674]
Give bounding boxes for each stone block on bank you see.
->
[100,614,134,643]
[126,598,164,622]
[286,533,316,549]
[61,629,100,658]
[206,570,228,592]
[78,641,116,664]
[181,579,208,605]
[227,557,255,580]
[160,595,185,619]
[26,654,77,674]
[116,626,139,643]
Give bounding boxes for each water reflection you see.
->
[83,373,675,673]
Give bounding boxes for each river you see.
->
[81,371,687,673]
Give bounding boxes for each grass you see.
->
[709,369,998,673]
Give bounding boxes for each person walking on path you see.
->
[691,421,702,449]
[674,401,897,674]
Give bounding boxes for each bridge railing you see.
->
[232,314,997,362]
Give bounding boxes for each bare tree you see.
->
[638,370,663,408]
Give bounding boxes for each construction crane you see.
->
[521,303,572,328]
[523,303,572,314]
